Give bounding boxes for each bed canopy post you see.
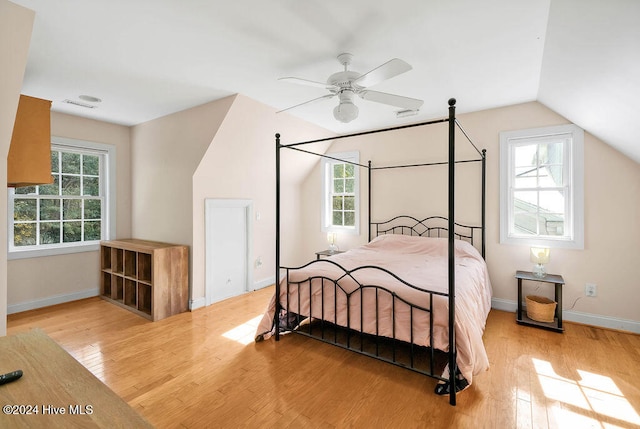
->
[447,98,457,406]
[275,133,281,341]
[368,160,372,243]
[482,149,487,258]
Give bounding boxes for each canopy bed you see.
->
[256,99,490,406]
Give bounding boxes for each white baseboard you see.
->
[491,298,516,313]
[189,297,206,311]
[562,310,640,334]
[190,277,275,311]
[8,288,100,315]
[491,298,640,334]
[253,276,275,290]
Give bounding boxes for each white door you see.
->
[205,199,252,305]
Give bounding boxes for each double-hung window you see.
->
[321,151,360,234]
[500,124,584,249]
[8,137,115,259]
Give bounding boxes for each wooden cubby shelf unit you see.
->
[100,239,189,321]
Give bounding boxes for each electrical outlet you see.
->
[585,283,597,297]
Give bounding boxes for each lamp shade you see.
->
[327,232,336,245]
[327,232,338,252]
[530,247,550,264]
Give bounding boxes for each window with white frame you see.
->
[500,124,584,249]
[8,137,115,258]
[321,151,360,234]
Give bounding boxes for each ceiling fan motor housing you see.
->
[327,70,361,90]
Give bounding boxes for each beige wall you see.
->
[192,94,334,306]
[129,95,236,304]
[298,101,640,327]
[6,113,132,310]
[463,102,639,324]
[0,1,34,335]
[130,96,235,246]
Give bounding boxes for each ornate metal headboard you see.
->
[370,215,484,256]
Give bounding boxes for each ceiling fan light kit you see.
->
[333,90,359,123]
[279,53,424,123]
[333,100,359,123]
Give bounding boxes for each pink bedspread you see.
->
[255,234,492,384]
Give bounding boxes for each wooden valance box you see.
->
[100,239,189,321]
[7,94,53,187]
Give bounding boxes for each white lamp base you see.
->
[532,263,546,278]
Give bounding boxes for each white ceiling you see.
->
[11,0,640,163]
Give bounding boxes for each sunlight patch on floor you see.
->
[222,315,263,345]
[532,358,640,427]
[71,343,106,382]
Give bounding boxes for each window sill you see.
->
[322,226,360,235]
[500,235,584,250]
[8,243,100,260]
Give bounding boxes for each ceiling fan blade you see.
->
[278,77,338,91]
[353,58,412,87]
[276,93,337,113]
[358,90,424,110]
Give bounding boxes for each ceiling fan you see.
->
[278,53,424,123]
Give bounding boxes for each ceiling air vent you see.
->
[62,99,98,109]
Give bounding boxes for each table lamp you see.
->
[327,232,338,253]
[530,247,550,278]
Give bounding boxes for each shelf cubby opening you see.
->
[101,246,112,270]
[124,250,137,277]
[124,279,137,308]
[113,275,124,302]
[101,272,112,297]
[138,253,152,283]
[138,283,152,315]
[112,248,124,274]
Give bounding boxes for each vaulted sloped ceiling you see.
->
[537,0,640,163]
[11,0,640,163]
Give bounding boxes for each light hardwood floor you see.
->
[7,286,640,428]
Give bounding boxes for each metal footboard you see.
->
[278,261,452,383]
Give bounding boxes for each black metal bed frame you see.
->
[274,99,486,406]
[370,215,484,255]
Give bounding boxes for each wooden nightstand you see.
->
[315,250,345,260]
[516,270,564,333]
